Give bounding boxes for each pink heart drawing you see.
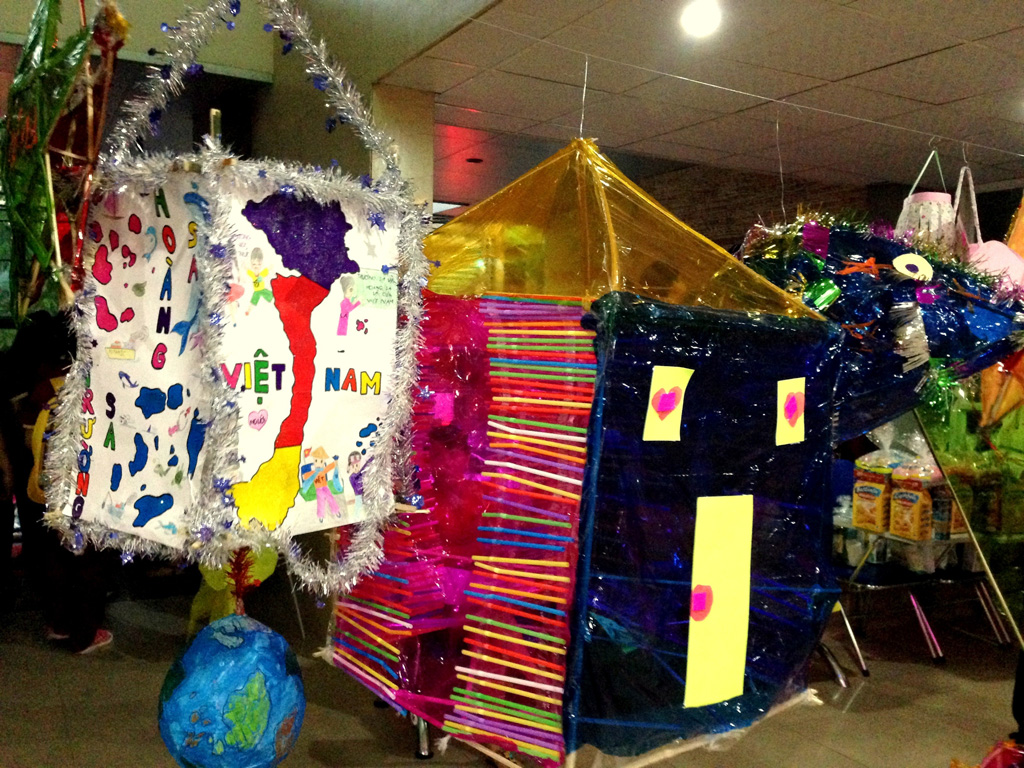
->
[784,392,805,427]
[248,409,269,431]
[691,585,714,621]
[652,386,683,420]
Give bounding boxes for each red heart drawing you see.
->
[784,391,805,427]
[652,386,683,420]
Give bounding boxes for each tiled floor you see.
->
[0,572,1018,768]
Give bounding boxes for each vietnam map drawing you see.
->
[219,186,400,536]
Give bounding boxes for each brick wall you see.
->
[639,164,873,249]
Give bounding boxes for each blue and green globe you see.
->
[159,615,305,767]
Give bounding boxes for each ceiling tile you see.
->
[785,83,927,121]
[498,42,659,93]
[440,70,607,122]
[969,162,1024,186]
[727,5,960,82]
[994,155,1024,180]
[844,43,1024,105]
[620,139,728,164]
[382,57,479,93]
[668,58,826,99]
[832,120,940,150]
[623,58,825,115]
[836,148,953,185]
[847,0,1024,42]
[738,101,860,134]
[425,18,533,68]
[963,120,1024,154]
[885,105,995,141]
[434,103,538,133]
[539,23,687,74]
[572,0,826,64]
[976,26,1024,60]
[958,142,1023,168]
[519,121,638,149]
[433,123,495,161]
[659,113,826,154]
[950,88,1024,126]
[498,0,609,24]
[624,73,764,113]
[474,5,573,39]
[551,94,720,144]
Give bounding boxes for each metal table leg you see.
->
[976,580,1012,645]
[837,601,869,676]
[817,642,849,688]
[909,591,944,662]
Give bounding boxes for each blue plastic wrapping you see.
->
[565,292,844,757]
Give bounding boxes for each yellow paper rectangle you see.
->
[642,365,694,442]
[684,494,754,708]
[776,377,806,446]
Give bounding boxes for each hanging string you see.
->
[775,112,786,221]
[463,16,1024,162]
[578,55,589,138]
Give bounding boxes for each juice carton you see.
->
[889,461,941,541]
[852,450,907,533]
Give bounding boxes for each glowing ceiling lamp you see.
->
[680,0,722,38]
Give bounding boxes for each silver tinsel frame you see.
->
[43,0,428,596]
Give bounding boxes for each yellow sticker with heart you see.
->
[776,377,806,446]
[684,494,754,708]
[642,365,694,442]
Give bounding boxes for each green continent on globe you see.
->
[224,670,271,750]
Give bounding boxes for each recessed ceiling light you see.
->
[466,157,484,164]
[680,0,722,38]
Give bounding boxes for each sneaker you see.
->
[45,627,70,641]
[77,629,113,654]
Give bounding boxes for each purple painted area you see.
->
[242,193,356,288]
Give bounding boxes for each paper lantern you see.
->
[325,140,841,764]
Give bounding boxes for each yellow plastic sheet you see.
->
[426,138,818,318]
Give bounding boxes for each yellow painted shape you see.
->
[642,365,694,442]
[776,377,806,446]
[684,495,754,708]
[232,446,301,531]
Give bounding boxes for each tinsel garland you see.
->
[44,0,428,595]
[105,0,402,187]
[742,208,1002,295]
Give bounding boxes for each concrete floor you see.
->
[0,569,1017,768]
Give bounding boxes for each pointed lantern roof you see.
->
[426,138,818,318]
